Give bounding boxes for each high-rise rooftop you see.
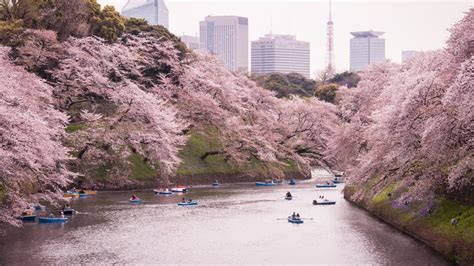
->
[350,30,385,72]
[122,0,169,29]
[350,30,385,38]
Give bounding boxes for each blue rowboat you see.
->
[178,201,198,206]
[316,184,337,188]
[212,181,220,187]
[79,193,88,198]
[256,182,276,186]
[34,205,46,211]
[154,189,172,195]
[287,216,304,224]
[38,217,68,224]
[129,198,141,203]
[18,215,36,222]
[313,199,336,205]
[288,179,296,185]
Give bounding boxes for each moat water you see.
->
[0,182,447,264]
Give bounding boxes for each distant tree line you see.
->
[251,70,360,104]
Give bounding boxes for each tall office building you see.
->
[122,0,169,29]
[199,16,249,72]
[350,30,385,72]
[251,34,310,78]
[402,50,421,64]
[326,0,335,72]
[180,35,200,50]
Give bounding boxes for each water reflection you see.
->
[0,183,447,264]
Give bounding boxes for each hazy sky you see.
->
[99,0,472,75]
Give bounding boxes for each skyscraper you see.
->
[326,0,335,72]
[350,30,385,72]
[199,16,249,72]
[121,0,169,29]
[402,50,421,64]
[180,35,200,50]
[251,34,310,78]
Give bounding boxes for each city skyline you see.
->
[99,0,471,76]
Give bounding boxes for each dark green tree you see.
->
[90,5,125,43]
[252,72,315,98]
[0,19,24,46]
[327,71,361,88]
[314,83,338,103]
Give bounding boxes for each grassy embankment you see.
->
[345,176,474,265]
[67,124,304,188]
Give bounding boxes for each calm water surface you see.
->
[0,182,448,264]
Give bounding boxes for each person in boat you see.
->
[292,212,296,219]
[286,191,292,198]
[296,213,300,219]
[326,181,330,185]
[188,198,193,203]
[49,213,54,218]
[131,194,138,200]
[60,211,65,218]
[182,198,186,203]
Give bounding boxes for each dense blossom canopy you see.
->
[328,9,474,203]
[0,47,71,225]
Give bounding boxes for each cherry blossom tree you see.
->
[0,45,72,225]
[328,9,474,203]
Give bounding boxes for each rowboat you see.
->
[154,189,172,195]
[255,181,277,186]
[63,192,80,198]
[273,179,283,185]
[316,184,337,188]
[62,208,76,215]
[334,170,344,177]
[287,216,304,224]
[170,187,188,193]
[18,215,36,222]
[212,181,220,187]
[178,200,198,206]
[129,198,141,203]
[285,196,293,200]
[38,217,68,224]
[288,179,296,185]
[332,180,341,184]
[34,205,46,211]
[79,193,88,198]
[313,199,336,205]
[75,189,97,195]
